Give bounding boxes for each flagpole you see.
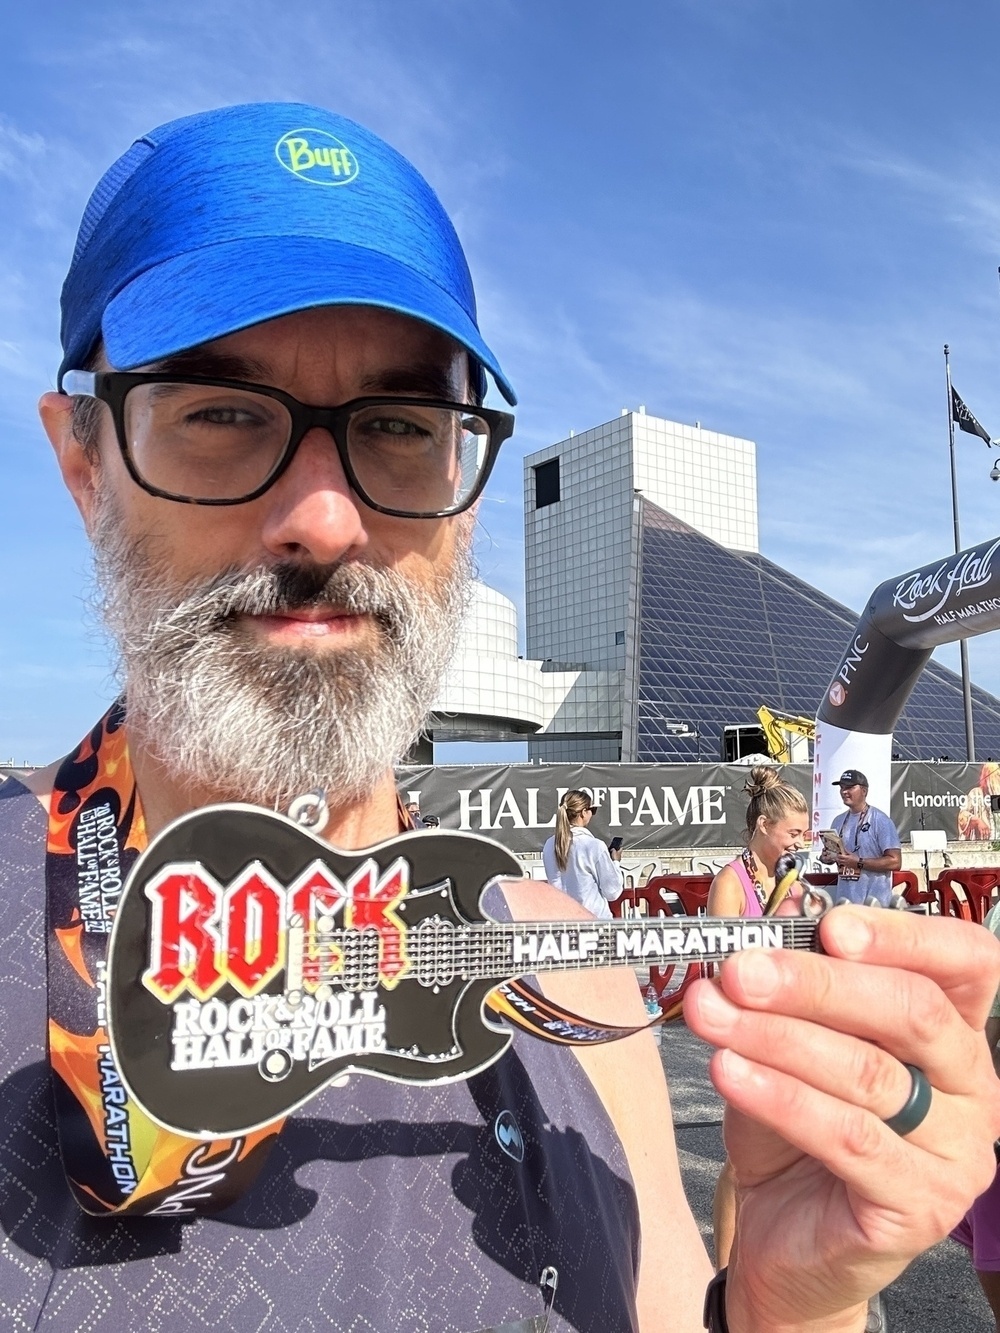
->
[944,343,976,761]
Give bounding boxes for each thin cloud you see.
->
[842,141,1000,255]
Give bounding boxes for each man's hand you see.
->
[834,849,901,876]
[684,908,1000,1333]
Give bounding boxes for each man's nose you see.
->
[259,427,369,564]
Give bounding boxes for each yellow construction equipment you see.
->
[756,705,816,763]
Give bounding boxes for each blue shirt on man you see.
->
[832,805,901,906]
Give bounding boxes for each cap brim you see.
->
[100,236,517,405]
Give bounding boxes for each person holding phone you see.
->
[542,790,623,918]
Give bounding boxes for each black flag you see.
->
[951,386,993,445]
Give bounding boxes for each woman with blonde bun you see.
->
[542,790,622,919]
[708,766,810,921]
[707,765,810,1270]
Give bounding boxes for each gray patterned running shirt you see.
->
[0,778,640,1332]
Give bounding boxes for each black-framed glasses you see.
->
[60,371,515,517]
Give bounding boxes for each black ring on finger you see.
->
[883,1063,932,1137]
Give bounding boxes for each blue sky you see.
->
[4,0,1000,764]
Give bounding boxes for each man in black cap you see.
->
[822,770,902,906]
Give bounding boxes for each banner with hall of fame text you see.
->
[3,761,993,855]
[396,761,1000,854]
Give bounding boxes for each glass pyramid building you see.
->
[633,500,1000,762]
[523,410,1000,762]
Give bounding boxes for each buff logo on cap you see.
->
[275,128,359,186]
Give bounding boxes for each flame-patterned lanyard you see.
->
[45,702,283,1217]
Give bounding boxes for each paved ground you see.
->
[658,1023,994,1331]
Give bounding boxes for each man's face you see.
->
[48,305,476,807]
[90,305,471,629]
[838,783,867,811]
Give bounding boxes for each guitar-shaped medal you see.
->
[106,805,830,1138]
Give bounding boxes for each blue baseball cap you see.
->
[59,102,516,404]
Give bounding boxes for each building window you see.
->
[615,630,625,646]
[534,458,560,508]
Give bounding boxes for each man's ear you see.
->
[38,391,102,533]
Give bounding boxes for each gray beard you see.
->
[89,495,470,809]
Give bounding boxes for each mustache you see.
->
[209,562,398,621]
[122,559,430,654]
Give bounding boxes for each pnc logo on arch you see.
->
[275,128,359,186]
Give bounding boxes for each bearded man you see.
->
[2,101,999,1333]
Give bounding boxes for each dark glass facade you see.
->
[634,499,1000,762]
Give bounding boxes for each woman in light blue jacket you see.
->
[542,790,622,919]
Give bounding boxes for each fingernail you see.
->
[830,911,872,958]
[697,982,734,1027]
[736,950,779,998]
[718,1048,751,1084]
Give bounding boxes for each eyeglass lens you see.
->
[122,382,492,511]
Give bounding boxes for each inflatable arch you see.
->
[813,533,1000,834]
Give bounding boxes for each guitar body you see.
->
[107,807,523,1138]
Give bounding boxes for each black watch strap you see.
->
[703,1267,729,1331]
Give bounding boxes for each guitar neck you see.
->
[294,914,824,992]
[496,915,821,977]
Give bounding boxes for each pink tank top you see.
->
[727,854,765,917]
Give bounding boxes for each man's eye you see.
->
[369,417,425,437]
[187,407,259,426]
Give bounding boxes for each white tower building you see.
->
[525,408,758,673]
[420,409,759,761]
[522,409,757,758]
